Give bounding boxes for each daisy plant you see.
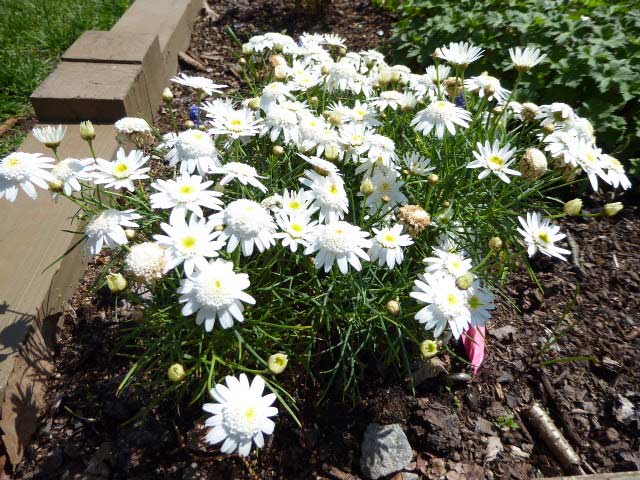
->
[0,34,630,457]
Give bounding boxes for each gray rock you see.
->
[400,473,420,480]
[360,423,413,479]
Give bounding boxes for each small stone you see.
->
[605,427,620,443]
[400,473,419,480]
[428,458,447,478]
[475,417,495,436]
[360,423,413,479]
[510,445,530,459]
[485,436,503,462]
[490,325,516,341]
[613,395,635,426]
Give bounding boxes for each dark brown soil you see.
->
[10,1,640,479]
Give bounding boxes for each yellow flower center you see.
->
[538,231,551,243]
[194,132,205,140]
[230,119,243,126]
[385,233,396,243]
[7,157,20,167]
[291,223,304,233]
[436,101,447,108]
[289,200,301,210]
[489,155,504,167]
[214,279,222,288]
[469,296,483,309]
[447,293,458,305]
[244,407,257,422]
[329,184,339,195]
[452,259,461,269]
[179,185,195,194]
[181,236,197,249]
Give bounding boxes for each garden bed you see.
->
[10,1,639,479]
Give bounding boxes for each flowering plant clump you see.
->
[1,33,630,456]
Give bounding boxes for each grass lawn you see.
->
[0,0,134,155]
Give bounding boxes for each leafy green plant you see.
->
[495,414,520,431]
[390,0,640,161]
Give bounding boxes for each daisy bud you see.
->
[382,194,391,203]
[520,148,548,180]
[324,143,340,162]
[455,273,474,291]
[269,54,286,68]
[389,69,401,83]
[214,224,224,232]
[183,120,195,129]
[443,77,463,97]
[248,97,261,111]
[273,43,284,54]
[442,200,450,208]
[542,123,555,135]
[563,198,583,216]
[327,111,343,126]
[492,105,504,115]
[488,236,503,250]
[124,229,137,241]
[309,96,319,107]
[398,205,431,237]
[386,299,401,316]
[521,102,539,122]
[360,178,375,196]
[213,183,225,194]
[427,173,439,185]
[484,84,496,97]
[420,339,438,359]
[167,363,186,382]
[274,65,288,80]
[162,87,173,103]
[273,145,285,156]
[378,68,391,87]
[79,120,96,141]
[106,273,127,293]
[48,178,64,193]
[241,43,253,56]
[321,64,331,75]
[198,124,207,131]
[604,202,623,217]
[239,57,247,65]
[268,353,288,374]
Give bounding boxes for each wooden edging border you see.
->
[0,0,201,469]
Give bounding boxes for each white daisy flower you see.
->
[299,171,349,223]
[517,211,570,261]
[260,104,300,145]
[114,117,151,134]
[125,241,167,283]
[425,65,451,84]
[321,33,347,49]
[509,47,546,72]
[203,374,277,456]
[542,131,576,166]
[300,126,341,158]
[410,272,472,339]
[166,129,221,176]
[537,103,575,127]
[434,42,484,69]
[398,92,419,111]
[402,152,434,176]
[468,280,496,327]
[347,100,381,127]
[566,139,610,191]
[364,134,398,171]
[602,155,631,190]
[205,103,262,141]
[212,162,268,193]
[178,259,255,330]
[150,174,223,224]
[171,73,227,96]
[423,248,472,278]
[364,169,407,214]
[408,73,436,101]
[260,82,294,109]
[339,123,371,162]
[305,221,372,274]
[51,157,94,195]
[210,199,277,256]
[288,61,323,91]
[371,90,405,111]
[324,59,359,93]
[32,125,67,149]
[467,139,521,184]
[276,189,317,216]
[92,148,150,191]
[411,100,471,139]
[464,73,510,104]
[0,152,55,202]
[154,214,225,275]
[84,209,140,257]
[274,211,318,252]
[299,153,341,177]
[368,224,413,269]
